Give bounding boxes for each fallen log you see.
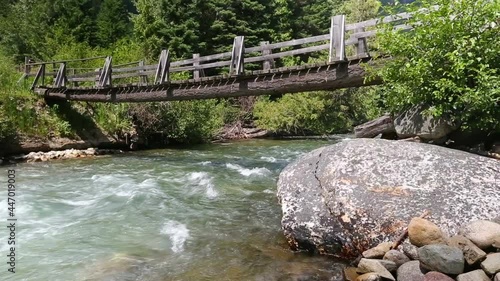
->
[354,114,395,138]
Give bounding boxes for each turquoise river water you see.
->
[1,139,347,281]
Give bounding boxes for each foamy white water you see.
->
[161,220,190,253]
[225,163,271,177]
[0,139,340,281]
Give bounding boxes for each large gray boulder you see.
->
[277,139,499,259]
[394,104,459,141]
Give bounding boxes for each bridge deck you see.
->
[35,58,382,102]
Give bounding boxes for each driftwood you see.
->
[391,210,430,250]
[354,114,395,138]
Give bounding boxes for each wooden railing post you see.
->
[54,62,67,87]
[230,36,245,75]
[71,68,78,87]
[329,15,346,62]
[193,53,205,80]
[98,56,113,87]
[260,41,275,71]
[356,27,369,57]
[139,60,148,85]
[24,56,31,76]
[155,49,170,84]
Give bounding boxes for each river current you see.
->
[1,139,346,281]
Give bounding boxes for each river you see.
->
[1,139,346,281]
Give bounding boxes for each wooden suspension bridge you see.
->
[22,12,413,103]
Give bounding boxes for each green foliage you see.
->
[92,103,133,137]
[342,0,381,22]
[254,89,381,135]
[96,0,132,47]
[130,100,226,143]
[374,0,500,131]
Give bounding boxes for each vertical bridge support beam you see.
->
[98,56,113,87]
[356,27,369,57]
[329,15,346,62]
[260,41,275,71]
[155,49,170,84]
[230,36,245,76]
[54,63,67,87]
[139,60,148,85]
[193,53,205,80]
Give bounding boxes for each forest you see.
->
[0,0,497,148]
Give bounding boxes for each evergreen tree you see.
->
[96,0,132,47]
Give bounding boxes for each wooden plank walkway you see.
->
[22,11,414,102]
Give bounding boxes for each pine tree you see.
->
[96,0,132,47]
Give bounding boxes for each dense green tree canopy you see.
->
[374,0,500,132]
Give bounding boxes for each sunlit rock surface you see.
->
[277,139,500,258]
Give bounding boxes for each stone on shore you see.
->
[423,271,454,281]
[459,220,500,249]
[277,139,500,258]
[456,269,490,281]
[481,253,500,275]
[357,258,395,281]
[397,261,424,281]
[401,243,419,260]
[446,235,486,265]
[495,272,500,281]
[356,272,381,281]
[408,218,445,247]
[383,250,410,267]
[377,260,397,273]
[418,244,464,275]
[394,104,459,141]
[362,242,393,259]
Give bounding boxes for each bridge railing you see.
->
[24,11,413,90]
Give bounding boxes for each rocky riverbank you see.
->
[3,147,124,164]
[344,217,500,281]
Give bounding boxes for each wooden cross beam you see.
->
[155,49,170,84]
[230,36,245,75]
[329,15,347,62]
[31,64,45,90]
[98,56,113,87]
[54,63,67,87]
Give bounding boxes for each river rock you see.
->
[408,218,445,246]
[493,235,500,249]
[383,250,410,267]
[276,139,500,258]
[402,243,419,260]
[377,260,397,272]
[495,272,500,281]
[481,253,500,275]
[418,244,464,275]
[459,220,500,249]
[344,267,360,281]
[456,269,490,281]
[394,104,459,141]
[423,271,454,281]
[362,242,393,259]
[446,235,486,265]
[357,258,395,281]
[397,261,424,281]
[356,273,380,281]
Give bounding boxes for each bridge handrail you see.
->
[24,9,418,89]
